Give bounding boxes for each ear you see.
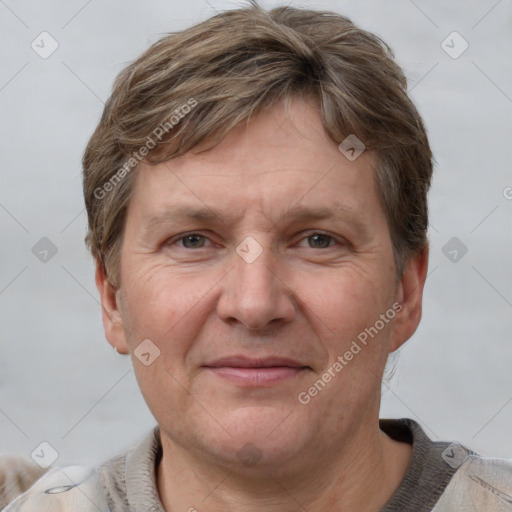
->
[95,259,130,354]
[390,246,429,352]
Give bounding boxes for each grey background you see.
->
[1,0,511,467]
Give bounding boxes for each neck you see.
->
[156,421,412,512]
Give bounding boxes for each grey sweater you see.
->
[3,418,512,511]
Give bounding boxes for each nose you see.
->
[216,241,296,330]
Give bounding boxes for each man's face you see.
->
[101,96,421,471]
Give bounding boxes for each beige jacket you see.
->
[3,421,512,511]
[0,456,47,510]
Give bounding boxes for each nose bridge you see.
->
[236,240,276,293]
[216,237,295,329]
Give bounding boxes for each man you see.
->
[3,4,511,511]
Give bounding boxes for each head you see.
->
[84,5,432,473]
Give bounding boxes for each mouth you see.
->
[203,356,311,386]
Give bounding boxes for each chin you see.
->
[194,406,312,470]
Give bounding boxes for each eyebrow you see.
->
[276,204,360,223]
[272,203,369,236]
[140,203,368,237]
[140,206,225,238]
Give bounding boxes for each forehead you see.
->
[126,96,381,231]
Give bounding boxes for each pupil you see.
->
[310,234,330,248]
[185,235,203,248]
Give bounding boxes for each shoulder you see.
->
[0,455,47,510]
[0,428,160,512]
[379,418,512,512]
[0,464,109,511]
[433,444,512,511]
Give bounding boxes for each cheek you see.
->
[301,268,388,327]
[296,268,395,362]
[122,270,212,420]
[120,262,215,341]
[119,262,229,404]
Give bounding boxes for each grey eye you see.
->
[181,234,206,248]
[307,234,332,248]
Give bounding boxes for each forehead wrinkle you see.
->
[140,201,368,241]
[137,160,369,238]
[168,168,323,181]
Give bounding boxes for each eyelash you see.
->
[169,231,344,250]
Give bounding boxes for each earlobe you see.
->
[94,259,130,354]
[390,246,429,352]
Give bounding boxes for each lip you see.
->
[203,356,311,386]
[204,356,308,368]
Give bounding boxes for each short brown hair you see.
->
[83,4,433,289]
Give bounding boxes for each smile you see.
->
[205,366,308,386]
